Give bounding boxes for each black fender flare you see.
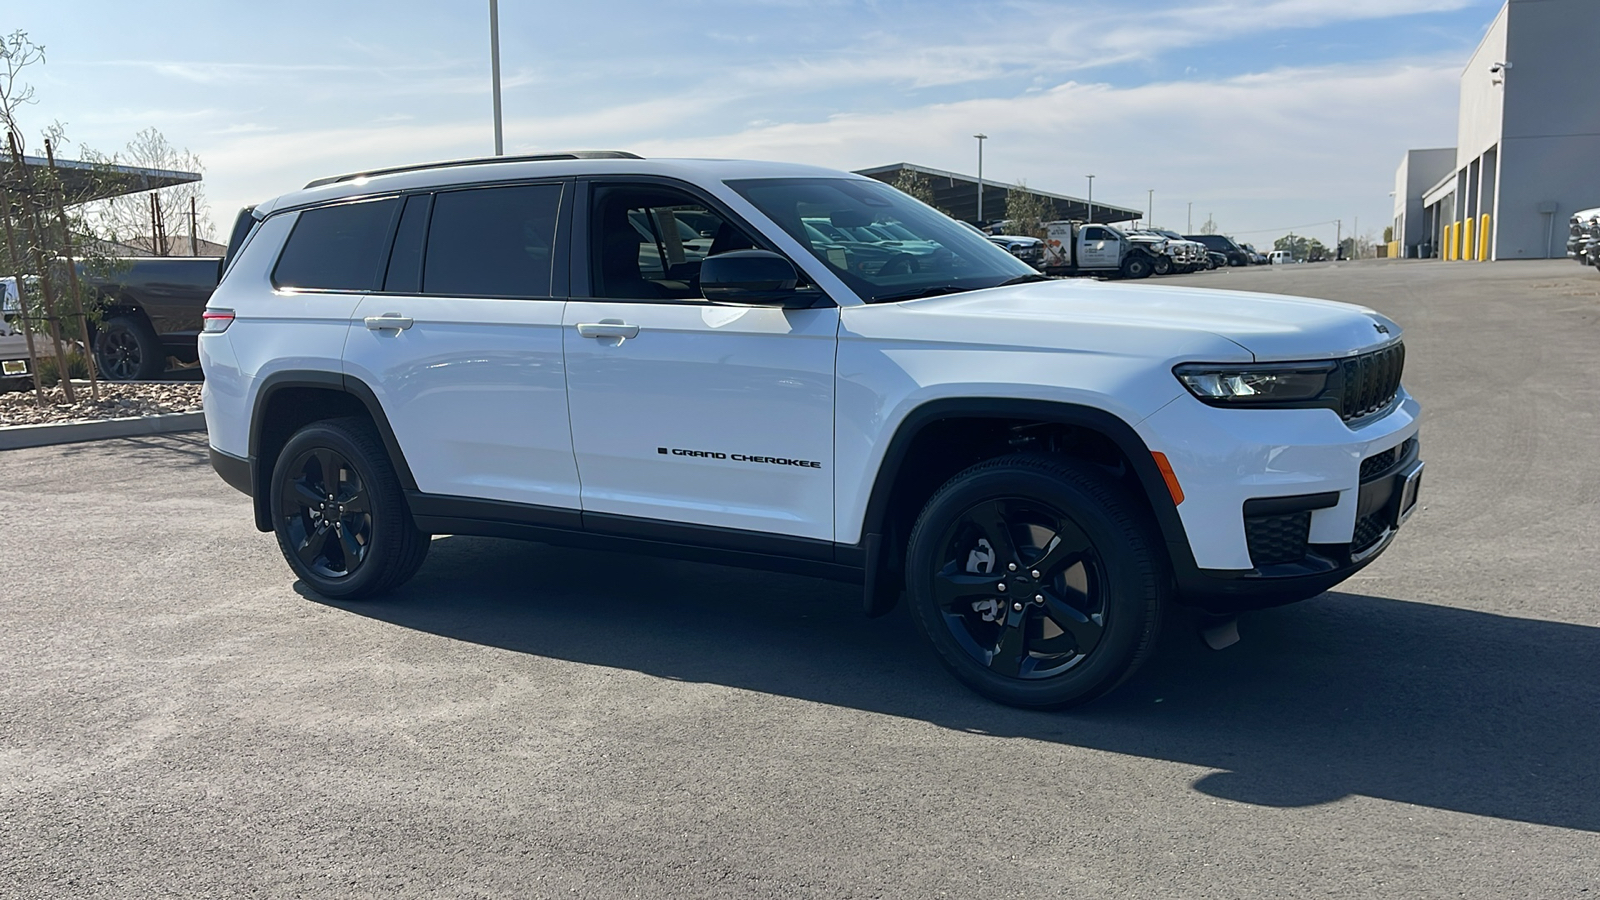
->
[246,369,417,531]
[850,398,1198,609]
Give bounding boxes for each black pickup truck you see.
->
[85,257,221,380]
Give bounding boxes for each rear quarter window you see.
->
[272,197,399,291]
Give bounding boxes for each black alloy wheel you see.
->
[270,417,431,600]
[927,497,1108,680]
[93,314,164,380]
[1153,255,1173,276]
[906,454,1166,709]
[279,445,374,580]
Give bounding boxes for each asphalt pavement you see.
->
[2,258,1597,898]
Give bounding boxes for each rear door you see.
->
[342,180,582,511]
[562,180,839,543]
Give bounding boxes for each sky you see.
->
[9,0,1503,248]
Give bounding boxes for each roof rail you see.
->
[303,150,643,189]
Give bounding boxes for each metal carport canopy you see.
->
[3,155,200,207]
[854,162,1142,225]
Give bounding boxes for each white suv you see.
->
[202,152,1423,708]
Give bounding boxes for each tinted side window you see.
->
[424,183,563,297]
[383,194,432,293]
[273,197,399,291]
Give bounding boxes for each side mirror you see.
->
[700,250,809,307]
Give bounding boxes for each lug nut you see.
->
[1034,594,1044,604]
[1031,570,1041,579]
[1007,563,1017,572]
[997,583,1007,592]
[1012,602,1024,612]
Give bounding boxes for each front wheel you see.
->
[270,417,430,600]
[1120,254,1153,279]
[1152,255,1173,276]
[905,454,1167,709]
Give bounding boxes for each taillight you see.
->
[202,309,235,333]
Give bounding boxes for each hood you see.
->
[887,278,1400,361]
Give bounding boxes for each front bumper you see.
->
[1136,388,1423,609]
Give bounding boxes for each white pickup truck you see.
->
[1041,221,1161,279]
[201,153,1423,709]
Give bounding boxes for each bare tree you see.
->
[1004,181,1054,239]
[83,128,212,254]
[1200,215,1220,235]
[0,31,44,157]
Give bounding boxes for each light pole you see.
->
[1147,189,1154,228]
[974,134,987,224]
[1187,201,1193,233]
[489,0,504,156]
[1085,175,1095,224]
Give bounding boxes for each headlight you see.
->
[1174,361,1337,405]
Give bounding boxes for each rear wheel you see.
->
[905,454,1166,709]
[1152,255,1173,276]
[270,417,430,600]
[94,314,164,380]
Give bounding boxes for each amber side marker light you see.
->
[1151,452,1185,505]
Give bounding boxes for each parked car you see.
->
[1203,250,1228,270]
[202,152,1423,710]
[1238,242,1269,265]
[1185,234,1252,267]
[1268,250,1294,265]
[1568,207,1600,269]
[987,234,1045,268]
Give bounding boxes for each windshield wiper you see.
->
[869,284,975,303]
[996,273,1051,286]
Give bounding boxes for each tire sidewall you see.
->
[906,461,1161,708]
[270,421,403,600]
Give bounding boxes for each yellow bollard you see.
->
[1479,213,1491,261]
[1446,223,1455,260]
[1463,218,1475,261]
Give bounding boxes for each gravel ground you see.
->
[1,259,1597,899]
[0,382,203,426]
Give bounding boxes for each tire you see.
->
[269,416,430,600]
[904,453,1167,709]
[93,314,165,380]
[1152,255,1173,276]
[1120,254,1153,280]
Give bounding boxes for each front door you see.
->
[562,181,838,542]
[342,182,582,511]
[1078,226,1120,269]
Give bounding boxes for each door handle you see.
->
[576,321,640,340]
[364,314,414,331]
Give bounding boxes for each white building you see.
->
[1392,0,1600,260]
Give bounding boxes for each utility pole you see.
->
[1187,202,1192,233]
[1147,189,1153,227]
[973,134,987,224]
[1086,175,1095,224]
[489,0,504,156]
[1336,219,1342,259]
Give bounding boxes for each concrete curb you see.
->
[0,412,205,451]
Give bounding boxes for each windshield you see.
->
[728,177,1038,303]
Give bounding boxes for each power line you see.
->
[1226,219,1342,236]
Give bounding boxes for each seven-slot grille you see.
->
[1340,342,1405,421]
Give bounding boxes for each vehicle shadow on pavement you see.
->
[309,535,1600,834]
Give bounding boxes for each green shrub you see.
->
[35,351,91,388]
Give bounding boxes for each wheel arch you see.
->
[853,398,1196,614]
[247,370,416,532]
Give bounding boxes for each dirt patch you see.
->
[0,382,202,427]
